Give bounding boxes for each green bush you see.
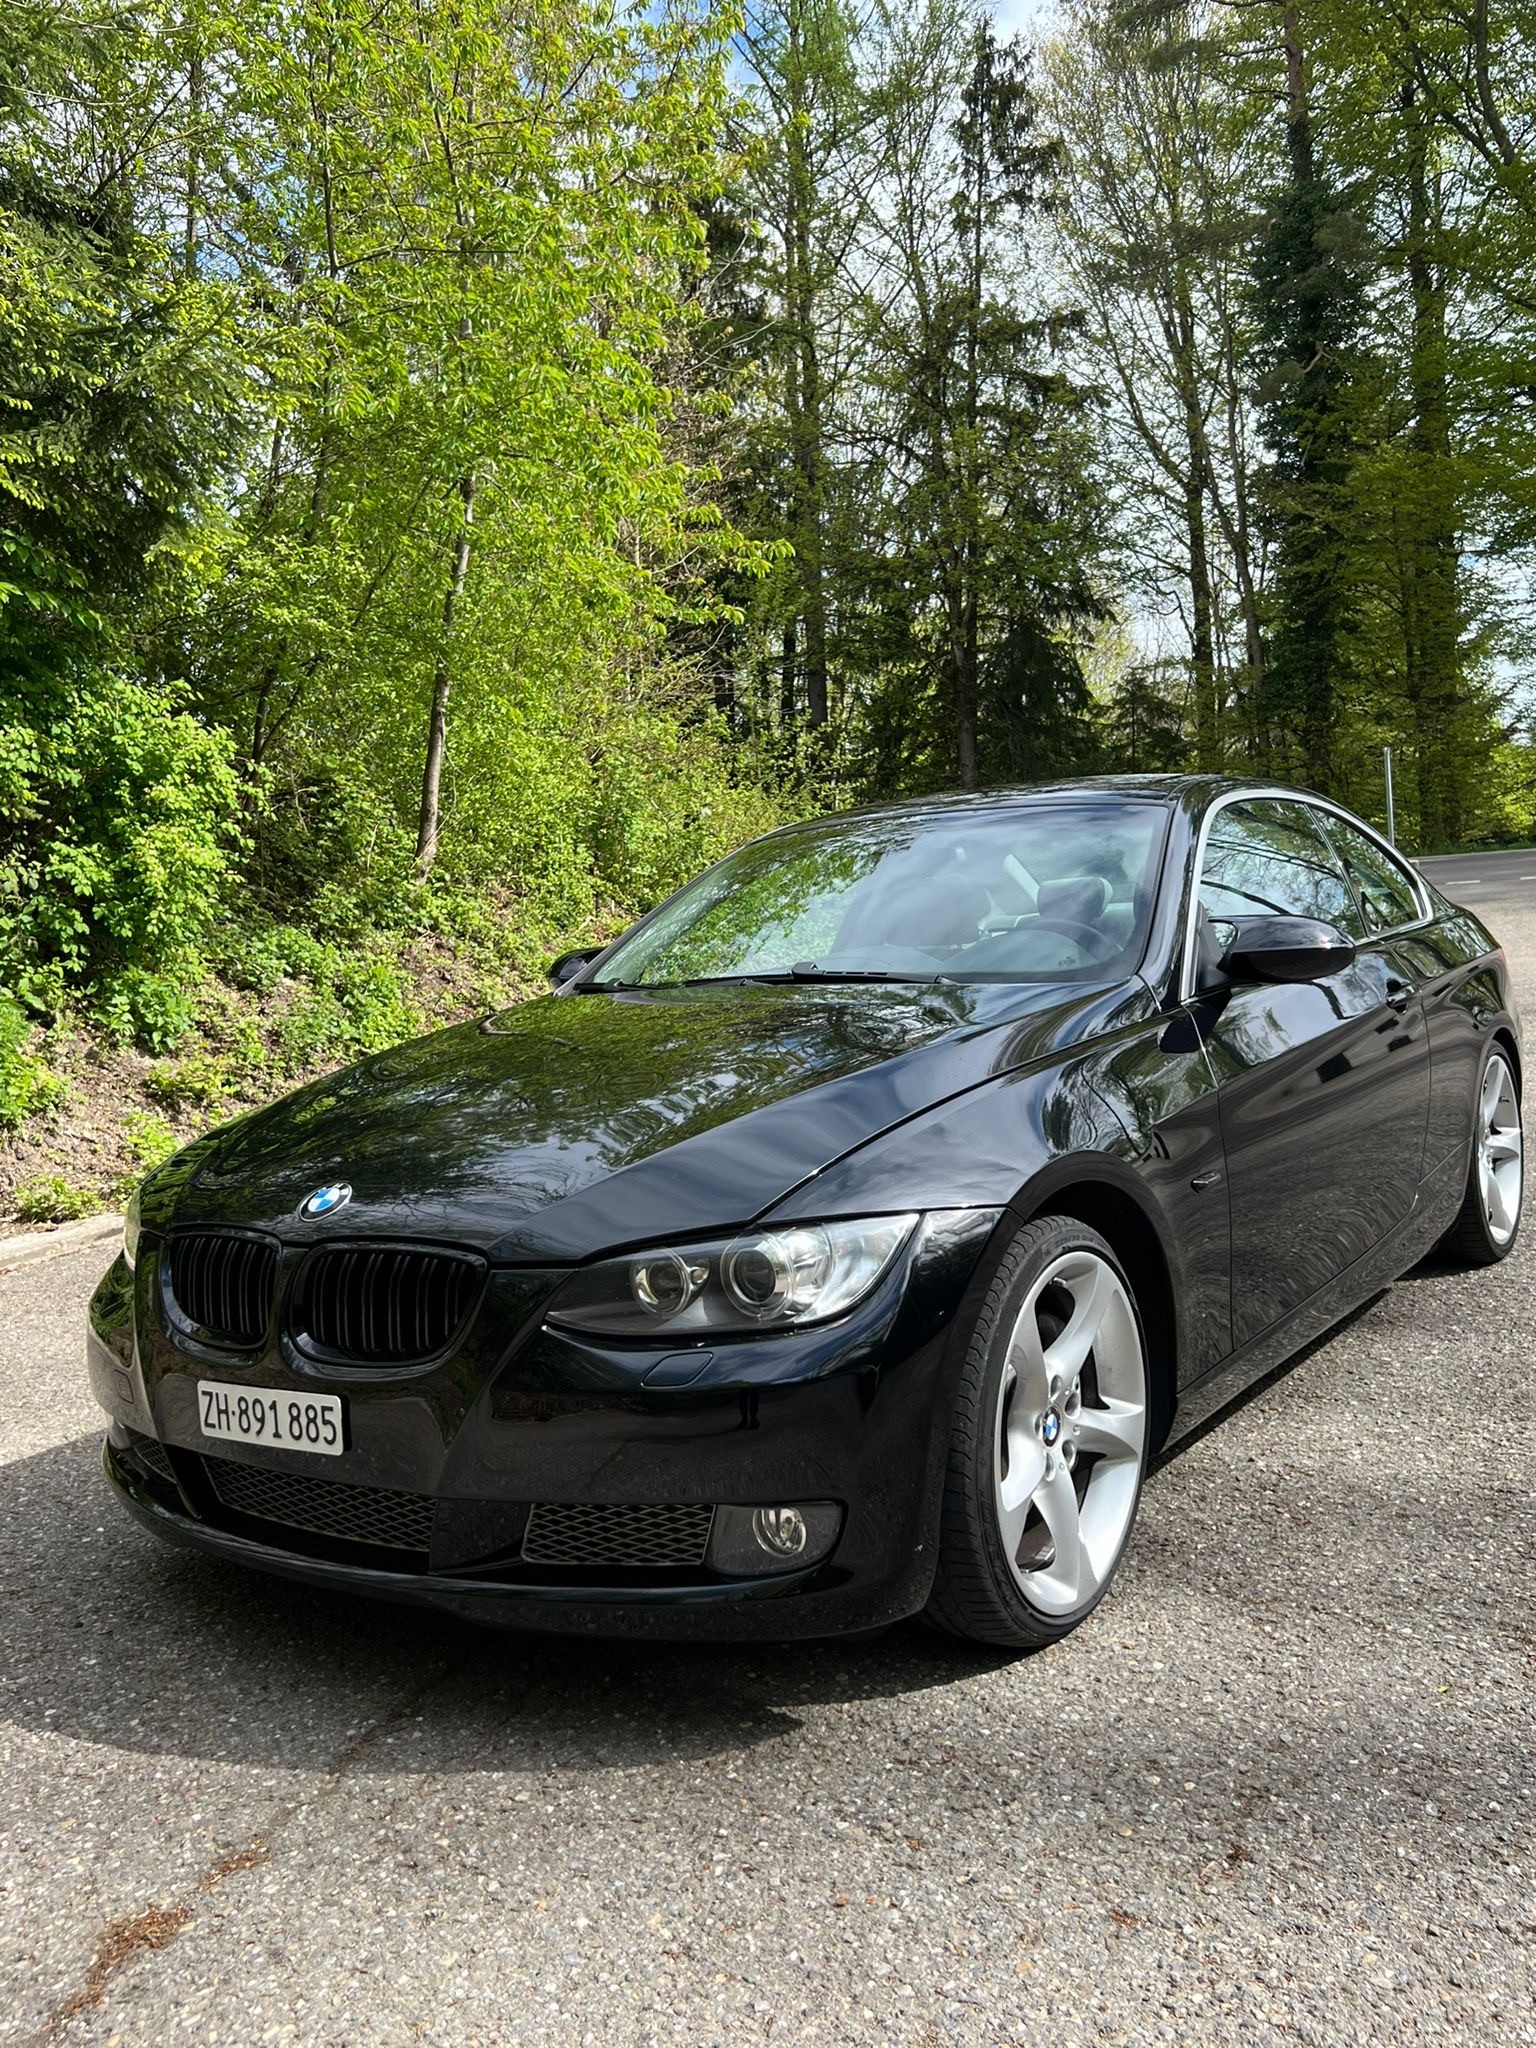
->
[147,1050,237,1110]
[0,998,62,1129]
[14,1174,99,1223]
[0,670,242,1048]
[122,1110,179,1173]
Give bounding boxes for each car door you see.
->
[1314,805,1436,1184]
[1189,797,1431,1349]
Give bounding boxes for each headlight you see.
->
[547,1215,919,1337]
[122,1186,142,1272]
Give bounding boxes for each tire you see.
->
[1440,1042,1523,1267]
[925,1214,1151,1651]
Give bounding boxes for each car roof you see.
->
[770,774,1302,832]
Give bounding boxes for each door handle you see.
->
[1384,979,1412,1013]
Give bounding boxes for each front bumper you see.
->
[90,1209,1002,1640]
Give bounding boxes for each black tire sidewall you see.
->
[938,1214,1152,1647]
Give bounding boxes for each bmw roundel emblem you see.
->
[301,1182,352,1219]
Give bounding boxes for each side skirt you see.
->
[1163,1143,1467,1449]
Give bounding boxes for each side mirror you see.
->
[547,946,603,988]
[1221,915,1357,986]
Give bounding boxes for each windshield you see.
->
[591,800,1169,988]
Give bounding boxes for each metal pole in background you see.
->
[1384,746,1396,844]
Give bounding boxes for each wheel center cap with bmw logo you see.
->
[300,1183,352,1219]
[1042,1410,1062,1447]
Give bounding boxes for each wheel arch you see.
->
[1008,1163,1179,1450]
[1492,1023,1522,1092]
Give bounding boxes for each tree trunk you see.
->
[1173,298,1220,770]
[250,420,329,771]
[948,564,978,792]
[1402,73,1461,848]
[1184,460,1219,772]
[1280,3,1316,185]
[184,44,202,275]
[956,28,985,793]
[415,474,476,874]
[1269,1,1341,792]
[784,3,829,733]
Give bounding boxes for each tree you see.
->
[187,0,760,880]
[1043,1,1268,771]
[1247,3,1372,792]
[0,3,245,1038]
[859,0,1104,789]
[729,0,872,749]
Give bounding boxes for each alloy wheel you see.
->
[1478,1051,1523,1248]
[992,1249,1147,1617]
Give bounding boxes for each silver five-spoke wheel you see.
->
[927,1214,1153,1649]
[992,1249,1146,1616]
[1477,1051,1522,1248]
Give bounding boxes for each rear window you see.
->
[1320,812,1423,932]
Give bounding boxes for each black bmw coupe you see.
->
[89,777,1522,1650]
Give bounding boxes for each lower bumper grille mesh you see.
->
[125,1430,177,1486]
[522,1501,714,1568]
[203,1455,435,1553]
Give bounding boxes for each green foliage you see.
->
[0,672,241,1043]
[6,0,1536,1213]
[122,1110,179,1173]
[1249,122,1372,786]
[14,1173,99,1223]
[0,6,248,1045]
[0,0,785,1118]
[0,998,61,1129]
[1042,0,1536,849]
[1098,663,1190,775]
[147,1051,237,1112]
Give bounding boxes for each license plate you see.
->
[196,1380,345,1456]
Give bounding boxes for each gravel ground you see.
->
[2,861,1533,2048]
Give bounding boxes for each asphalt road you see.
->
[3,898,1534,2048]
[1418,846,1536,911]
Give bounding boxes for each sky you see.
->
[990,0,1056,35]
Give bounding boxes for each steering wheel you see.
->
[1029,916,1118,962]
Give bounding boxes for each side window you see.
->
[1321,812,1423,933]
[1198,800,1364,945]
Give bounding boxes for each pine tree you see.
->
[1249,3,1371,790]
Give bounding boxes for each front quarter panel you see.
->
[762,981,1229,1391]
[760,1019,1134,1227]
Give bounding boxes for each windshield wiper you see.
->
[583,965,941,991]
[785,963,940,983]
[582,971,801,991]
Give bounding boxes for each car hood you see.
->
[156,977,1147,1261]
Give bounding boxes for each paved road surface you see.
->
[1419,847,1536,911]
[3,895,1534,2048]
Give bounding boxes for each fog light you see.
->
[753,1506,805,1556]
[706,1501,842,1577]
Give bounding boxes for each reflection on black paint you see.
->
[1200,948,1430,1348]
